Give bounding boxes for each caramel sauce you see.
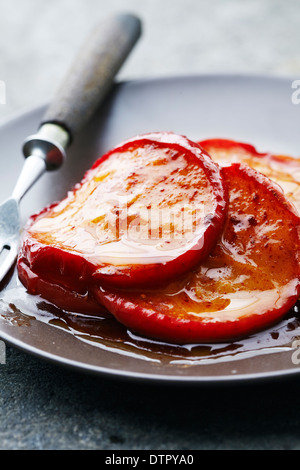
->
[1,270,299,366]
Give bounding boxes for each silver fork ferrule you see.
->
[22,123,70,171]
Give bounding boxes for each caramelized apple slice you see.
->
[96,164,300,344]
[199,138,300,214]
[17,132,227,296]
[17,257,110,315]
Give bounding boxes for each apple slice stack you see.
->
[17,133,300,344]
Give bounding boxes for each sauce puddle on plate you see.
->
[0,270,300,366]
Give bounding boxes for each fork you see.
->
[0,13,141,282]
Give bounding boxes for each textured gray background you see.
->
[2,0,300,121]
[1,0,300,451]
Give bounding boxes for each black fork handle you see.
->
[42,13,142,143]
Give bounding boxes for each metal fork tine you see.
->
[0,157,46,283]
[0,245,18,282]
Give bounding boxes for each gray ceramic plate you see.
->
[0,74,300,384]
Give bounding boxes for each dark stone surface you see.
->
[1,344,300,450]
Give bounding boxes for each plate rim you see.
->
[2,327,300,385]
[0,70,297,127]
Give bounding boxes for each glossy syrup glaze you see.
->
[1,270,300,365]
